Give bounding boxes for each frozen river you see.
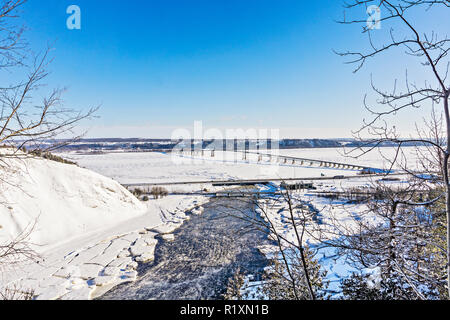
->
[98,196,271,300]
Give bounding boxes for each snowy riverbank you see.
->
[0,147,422,299]
[0,152,209,300]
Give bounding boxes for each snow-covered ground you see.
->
[0,153,146,249]
[253,182,384,297]
[60,147,424,186]
[0,146,424,300]
[0,151,208,300]
[60,151,346,186]
[1,194,207,300]
[57,147,421,298]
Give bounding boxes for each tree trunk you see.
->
[445,159,450,299]
[285,191,315,300]
[387,202,398,278]
[443,92,450,299]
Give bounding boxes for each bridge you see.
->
[176,149,385,173]
[119,149,402,190]
[123,172,409,189]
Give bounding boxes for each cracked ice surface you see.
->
[1,195,209,300]
[11,231,152,300]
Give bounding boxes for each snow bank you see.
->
[0,153,147,252]
[61,151,358,187]
[0,151,210,300]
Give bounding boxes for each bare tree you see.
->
[218,190,327,300]
[0,220,40,300]
[0,284,34,300]
[0,0,96,280]
[0,220,39,265]
[337,0,450,297]
[0,0,27,69]
[308,176,447,299]
[0,0,97,155]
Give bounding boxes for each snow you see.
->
[60,146,426,188]
[57,147,422,298]
[0,146,424,300]
[363,267,382,289]
[60,150,360,186]
[0,152,147,250]
[1,193,209,300]
[0,151,209,300]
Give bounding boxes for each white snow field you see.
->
[254,182,383,295]
[0,153,146,249]
[0,151,208,300]
[59,147,423,296]
[61,146,424,186]
[0,146,424,300]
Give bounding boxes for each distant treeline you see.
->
[12,138,431,153]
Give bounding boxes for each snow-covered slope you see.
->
[0,153,147,252]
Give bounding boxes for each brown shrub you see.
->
[151,187,169,199]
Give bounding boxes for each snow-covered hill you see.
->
[0,152,147,252]
[0,151,209,300]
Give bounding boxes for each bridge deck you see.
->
[123,173,409,188]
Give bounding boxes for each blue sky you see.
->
[8,0,449,138]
